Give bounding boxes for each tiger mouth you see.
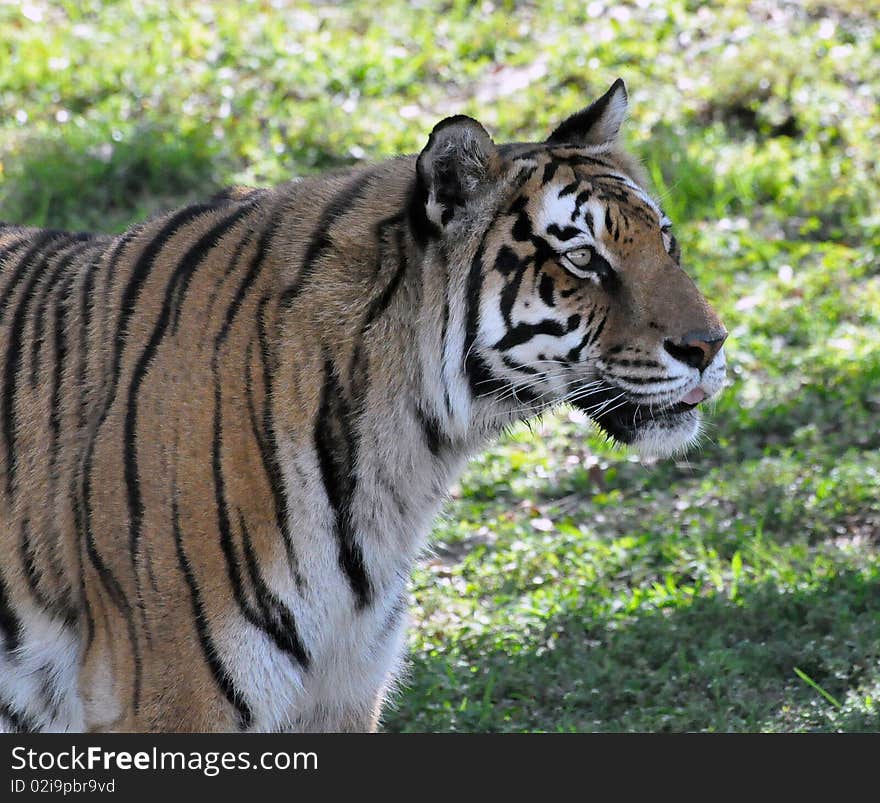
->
[570,386,700,444]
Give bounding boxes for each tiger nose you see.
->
[663,330,728,371]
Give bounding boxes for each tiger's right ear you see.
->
[412,115,501,241]
[547,78,628,147]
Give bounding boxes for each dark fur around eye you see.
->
[563,246,614,284]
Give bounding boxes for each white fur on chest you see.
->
[0,603,84,733]
[220,434,445,732]
[219,565,409,732]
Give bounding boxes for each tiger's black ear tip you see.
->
[547,77,630,146]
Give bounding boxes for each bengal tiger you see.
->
[0,79,726,732]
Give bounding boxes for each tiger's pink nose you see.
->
[664,330,727,371]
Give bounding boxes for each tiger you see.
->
[0,79,726,732]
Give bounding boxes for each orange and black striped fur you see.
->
[0,81,726,731]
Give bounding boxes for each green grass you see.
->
[1,0,878,732]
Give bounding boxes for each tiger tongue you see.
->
[682,387,708,405]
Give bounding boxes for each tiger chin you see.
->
[0,78,725,733]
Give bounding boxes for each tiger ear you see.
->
[415,115,501,233]
[547,78,628,146]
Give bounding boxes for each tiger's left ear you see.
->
[547,78,628,146]
[414,115,501,236]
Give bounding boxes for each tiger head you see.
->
[412,79,727,458]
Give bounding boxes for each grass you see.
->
[1,0,878,732]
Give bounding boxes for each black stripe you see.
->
[125,205,254,578]
[591,172,631,184]
[76,250,103,428]
[0,238,31,277]
[512,164,537,190]
[499,148,615,170]
[78,468,143,709]
[280,170,375,306]
[19,520,76,627]
[557,154,615,169]
[79,205,219,630]
[210,386,258,657]
[171,492,253,730]
[48,270,78,469]
[512,208,532,241]
[607,357,662,369]
[211,364,310,665]
[588,312,607,345]
[310,216,411,600]
[208,206,282,623]
[495,245,520,276]
[0,566,22,655]
[360,223,409,330]
[343,218,408,412]
[29,241,96,389]
[542,162,560,185]
[109,203,219,394]
[0,231,66,324]
[464,235,502,398]
[539,273,556,307]
[253,295,301,575]
[75,210,224,711]
[68,480,96,658]
[566,328,593,362]
[439,276,452,417]
[215,208,283,348]
[197,221,259,340]
[66,244,101,654]
[463,171,541,400]
[492,319,568,351]
[501,355,540,375]
[31,240,105,390]
[97,224,146,370]
[313,358,372,608]
[571,189,592,222]
[76,205,219,704]
[100,226,142,299]
[241,338,302,587]
[237,510,310,667]
[499,253,530,328]
[3,237,90,495]
[208,209,311,666]
[414,406,444,456]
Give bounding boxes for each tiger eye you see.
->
[566,248,592,268]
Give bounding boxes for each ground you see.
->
[0,0,877,731]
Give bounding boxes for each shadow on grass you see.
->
[0,121,229,233]
[0,117,364,234]
[386,568,880,732]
